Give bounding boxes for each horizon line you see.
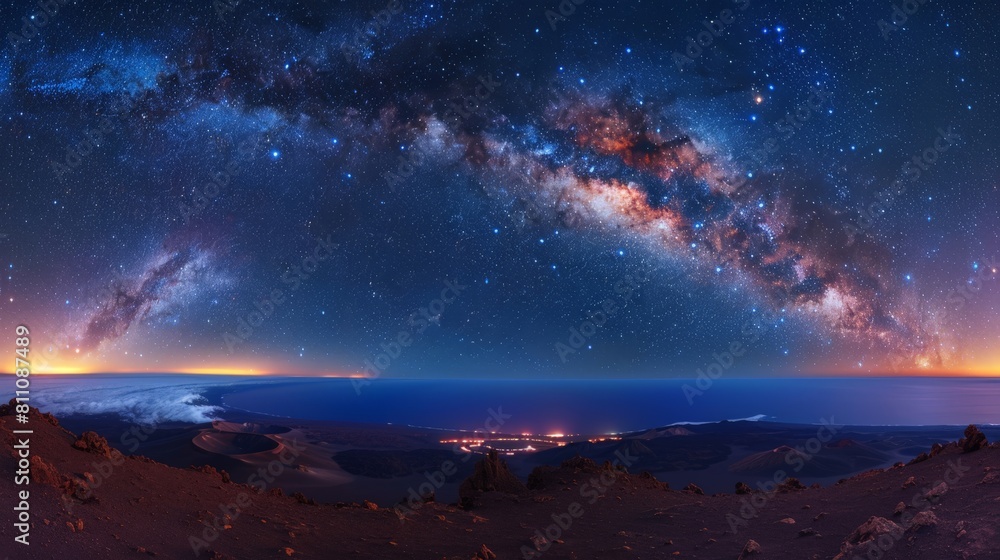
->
[3,372,1000,379]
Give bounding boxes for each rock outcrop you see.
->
[459,450,527,509]
[961,425,988,453]
[833,516,903,560]
[72,431,116,459]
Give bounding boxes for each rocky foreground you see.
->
[2,401,999,559]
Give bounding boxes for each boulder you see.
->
[907,510,938,532]
[738,539,762,558]
[683,482,704,495]
[924,482,948,500]
[530,534,548,551]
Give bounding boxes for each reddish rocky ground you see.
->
[2,402,999,559]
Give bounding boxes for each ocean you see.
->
[28,375,1000,434]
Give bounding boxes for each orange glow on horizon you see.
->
[809,363,1000,377]
[0,360,360,377]
[3,350,998,379]
[0,369,367,377]
[3,366,999,377]
[172,367,270,376]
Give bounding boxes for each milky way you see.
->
[77,238,228,352]
[2,0,996,375]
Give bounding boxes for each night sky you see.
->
[2,0,998,377]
